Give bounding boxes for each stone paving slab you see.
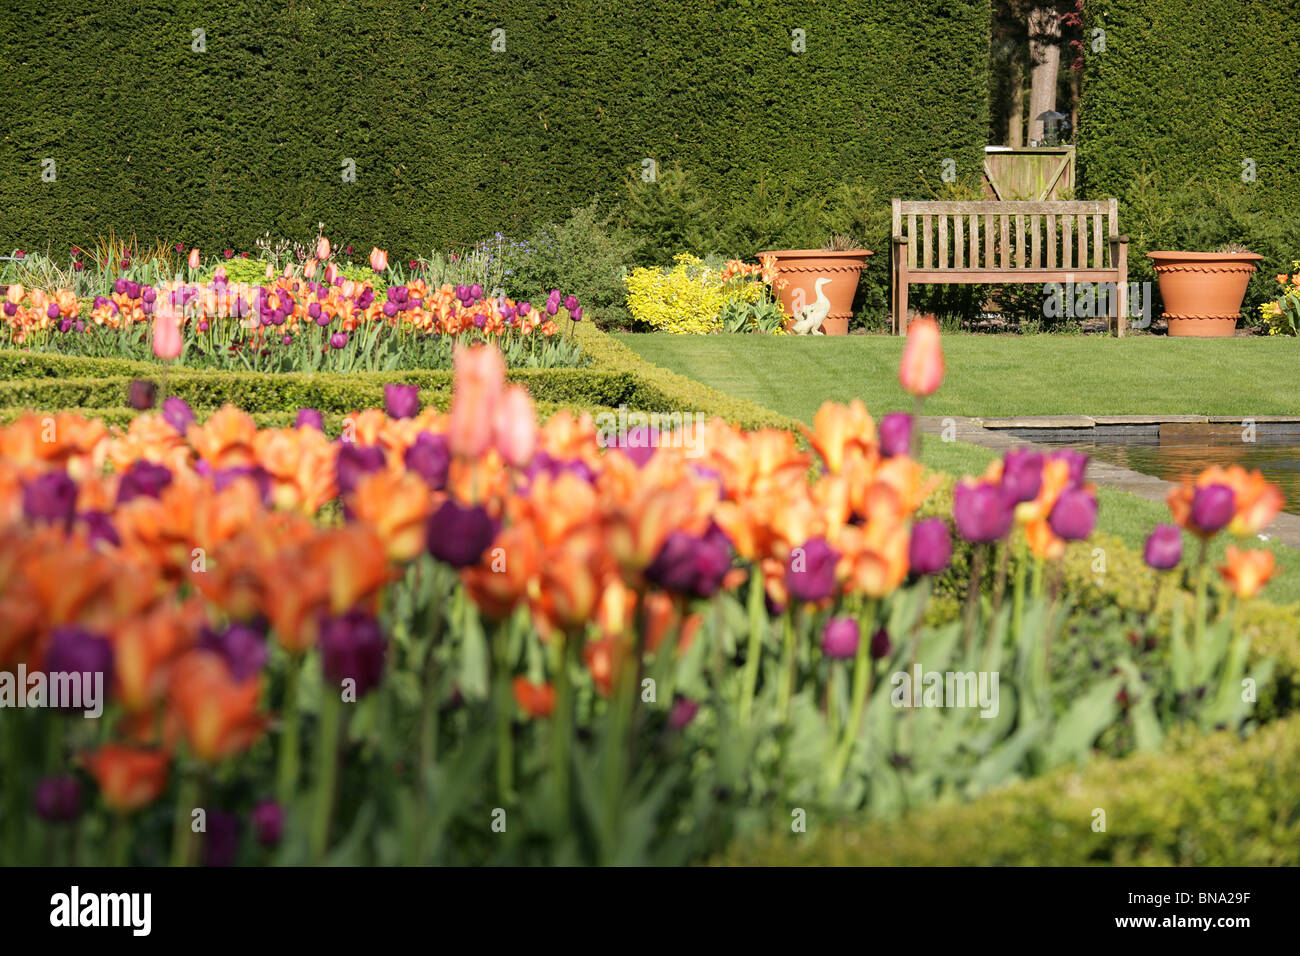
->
[918,415,1300,549]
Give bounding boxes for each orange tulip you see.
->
[5,283,24,305]
[512,677,556,718]
[898,317,945,397]
[303,257,318,279]
[315,237,331,260]
[448,344,506,459]
[1218,547,1275,599]
[349,470,433,562]
[167,651,268,763]
[370,247,389,271]
[82,745,171,814]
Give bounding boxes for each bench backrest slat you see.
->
[892,198,1119,272]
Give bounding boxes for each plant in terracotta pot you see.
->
[1147,243,1264,337]
[759,235,872,336]
[1259,261,1300,336]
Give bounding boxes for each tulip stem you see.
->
[110,815,132,868]
[962,544,987,655]
[775,607,797,723]
[1011,539,1028,641]
[276,654,302,806]
[551,634,573,827]
[828,600,877,790]
[1193,538,1209,652]
[418,565,448,780]
[310,691,342,863]
[169,771,202,867]
[910,395,925,464]
[739,567,766,727]
[493,619,515,804]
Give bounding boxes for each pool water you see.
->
[1061,439,1300,515]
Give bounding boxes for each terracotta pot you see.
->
[1147,251,1263,337]
[759,249,872,335]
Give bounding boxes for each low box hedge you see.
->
[718,710,1300,865]
[0,324,796,431]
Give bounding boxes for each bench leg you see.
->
[896,264,909,336]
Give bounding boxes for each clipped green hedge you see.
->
[1080,1,1300,209]
[0,0,989,255]
[0,323,796,429]
[720,710,1300,865]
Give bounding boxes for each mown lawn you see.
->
[617,331,1300,605]
[615,332,1300,422]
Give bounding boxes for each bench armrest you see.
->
[892,235,909,245]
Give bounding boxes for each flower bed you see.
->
[0,321,1290,866]
[1,244,586,372]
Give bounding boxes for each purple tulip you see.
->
[645,524,733,598]
[307,302,322,320]
[212,465,273,503]
[330,332,348,349]
[335,443,386,496]
[469,283,482,300]
[879,412,912,458]
[612,424,656,467]
[518,302,531,316]
[870,627,893,660]
[113,279,127,295]
[1144,523,1183,570]
[127,378,158,411]
[198,622,268,681]
[908,518,953,575]
[426,499,496,568]
[203,811,241,867]
[545,300,558,316]
[405,432,450,489]
[250,800,285,848]
[80,510,121,548]
[384,383,419,420]
[1049,448,1089,486]
[1048,487,1097,541]
[382,301,398,318]
[1001,448,1043,503]
[953,482,1014,543]
[295,407,324,430]
[786,535,839,603]
[668,697,701,730]
[1190,484,1236,535]
[318,609,387,697]
[821,617,860,659]
[116,460,173,504]
[3,303,15,316]
[34,776,82,823]
[22,471,78,526]
[44,626,113,704]
[563,295,579,311]
[162,396,195,434]
[46,302,60,320]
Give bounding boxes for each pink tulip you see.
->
[264,263,275,281]
[448,345,506,459]
[493,385,537,467]
[303,258,318,279]
[899,317,945,397]
[6,283,25,305]
[325,263,339,284]
[370,247,388,272]
[152,308,183,360]
[188,248,200,270]
[316,237,331,261]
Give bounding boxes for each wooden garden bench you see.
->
[891,199,1130,336]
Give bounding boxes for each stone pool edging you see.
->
[919,415,1300,549]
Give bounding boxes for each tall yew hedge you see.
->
[1080,0,1300,205]
[0,1,990,255]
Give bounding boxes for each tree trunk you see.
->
[1006,47,1024,147]
[1027,6,1061,144]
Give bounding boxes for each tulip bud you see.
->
[821,617,860,659]
[1191,484,1235,536]
[898,316,945,397]
[879,412,913,457]
[369,247,388,271]
[316,237,331,261]
[34,776,83,823]
[188,248,201,269]
[908,518,952,575]
[23,471,78,526]
[1048,487,1098,541]
[786,536,839,603]
[1143,524,1183,570]
[492,385,537,467]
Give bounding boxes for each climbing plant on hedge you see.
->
[0,0,990,255]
